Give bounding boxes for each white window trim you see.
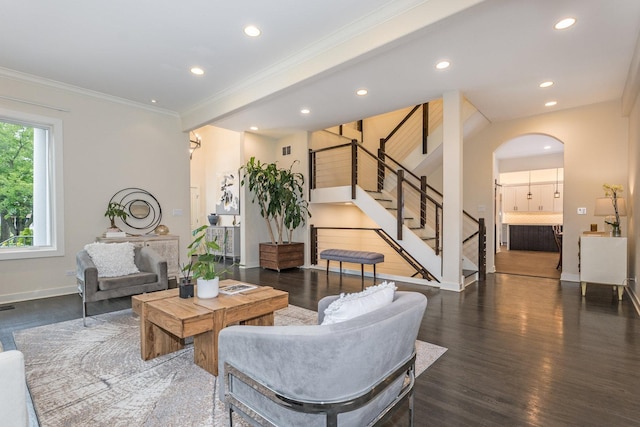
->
[0,108,64,260]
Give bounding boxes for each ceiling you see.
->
[2,0,640,139]
[495,134,564,160]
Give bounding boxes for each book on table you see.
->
[219,283,258,295]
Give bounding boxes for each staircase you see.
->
[308,99,488,289]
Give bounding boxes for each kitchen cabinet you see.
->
[503,185,530,212]
[529,183,555,212]
[553,183,563,212]
[508,225,557,252]
[503,184,563,213]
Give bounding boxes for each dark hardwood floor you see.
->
[495,246,561,279]
[1,265,639,426]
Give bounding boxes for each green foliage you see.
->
[241,157,310,244]
[104,202,128,228]
[183,225,223,280]
[0,122,34,243]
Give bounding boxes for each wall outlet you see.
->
[172,208,183,216]
[577,207,587,215]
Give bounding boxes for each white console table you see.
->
[579,235,627,300]
[206,226,240,261]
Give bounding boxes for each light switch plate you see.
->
[577,207,587,215]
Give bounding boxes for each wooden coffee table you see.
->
[131,280,288,375]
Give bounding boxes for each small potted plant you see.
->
[179,262,194,298]
[104,202,128,231]
[183,225,223,298]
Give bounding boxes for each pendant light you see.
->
[527,171,533,199]
[554,168,561,198]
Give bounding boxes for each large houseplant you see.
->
[183,225,222,298]
[241,157,310,270]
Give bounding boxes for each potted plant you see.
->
[183,225,223,298]
[104,202,128,231]
[241,157,310,271]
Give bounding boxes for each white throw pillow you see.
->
[321,281,397,325]
[84,242,139,278]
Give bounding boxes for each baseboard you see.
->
[627,286,640,316]
[0,285,77,305]
[560,272,579,282]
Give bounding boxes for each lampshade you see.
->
[594,197,627,216]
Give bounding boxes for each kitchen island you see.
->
[508,225,558,252]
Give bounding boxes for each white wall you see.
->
[190,126,242,228]
[628,86,639,305]
[0,76,191,303]
[465,100,628,281]
[241,132,278,267]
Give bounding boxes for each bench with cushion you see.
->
[320,249,384,287]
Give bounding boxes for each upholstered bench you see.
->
[320,249,384,287]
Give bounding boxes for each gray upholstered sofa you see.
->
[218,291,427,426]
[76,245,168,325]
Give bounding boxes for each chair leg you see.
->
[361,264,364,290]
[326,260,329,275]
[78,279,88,327]
[408,389,415,427]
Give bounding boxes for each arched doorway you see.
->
[494,134,564,279]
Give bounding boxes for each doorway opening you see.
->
[494,134,564,279]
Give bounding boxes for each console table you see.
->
[579,235,627,300]
[206,226,240,261]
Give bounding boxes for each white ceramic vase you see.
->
[197,277,219,299]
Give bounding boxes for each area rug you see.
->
[14,306,447,427]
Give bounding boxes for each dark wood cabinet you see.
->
[509,225,558,252]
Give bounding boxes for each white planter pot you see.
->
[196,277,219,299]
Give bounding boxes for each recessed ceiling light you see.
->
[545,101,557,107]
[300,108,310,114]
[554,17,576,30]
[435,60,450,70]
[544,145,551,150]
[250,126,258,131]
[190,67,204,75]
[539,81,554,88]
[356,89,368,96]
[244,25,261,37]
[151,99,157,104]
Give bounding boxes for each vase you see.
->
[612,224,621,237]
[179,278,194,298]
[197,277,219,299]
[208,214,219,226]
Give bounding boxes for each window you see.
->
[0,108,64,260]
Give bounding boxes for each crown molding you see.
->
[0,66,179,117]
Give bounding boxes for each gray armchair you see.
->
[76,246,168,326]
[218,291,427,427]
